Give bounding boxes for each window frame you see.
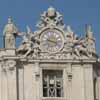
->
[42,70,63,97]
[40,64,67,100]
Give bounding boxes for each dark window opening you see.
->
[43,70,63,97]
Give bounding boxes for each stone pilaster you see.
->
[97,77,100,100]
[34,62,40,100]
[6,60,17,100]
[18,62,24,100]
[23,63,34,100]
[71,64,85,100]
[84,64,94,100]
[1,61,8,100]
[0,62,1,100]
[66,63,72,100]
[1,60,17,100]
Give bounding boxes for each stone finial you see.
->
[26,26,32,34]
[67,25,73,33]
[86,25,94,39]
[66,25,74,37]
[47,6,56,17]
[86,25,96,55]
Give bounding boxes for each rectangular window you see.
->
[42,70,63,97]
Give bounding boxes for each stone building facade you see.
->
[0,7,100,100]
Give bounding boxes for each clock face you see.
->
[40,30,64,53]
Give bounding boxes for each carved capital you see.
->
[34,62,40,78]
[67,73,72,81]
[66,63,72,81]
[2,60,16,72]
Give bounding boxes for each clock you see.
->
[40,29,64,53]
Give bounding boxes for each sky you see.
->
[0,0,100,53]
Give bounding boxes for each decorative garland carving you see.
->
[2,60,16,72]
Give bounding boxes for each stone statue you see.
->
[86,25,96,55]
[3,17,18,48]
[32,42,40,58]
[73,37,90,57]
[66,25,74,40]
[17,32,33,57]
[31,34,40,58]
[63,26,74,53]
[63,25,93,58]
[17,27,40,58]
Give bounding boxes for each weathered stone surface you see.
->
[0,7,100,100]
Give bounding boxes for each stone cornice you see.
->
[0,55,97,64]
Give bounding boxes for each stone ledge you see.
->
[0,55,97,64]
[42,97,66,100]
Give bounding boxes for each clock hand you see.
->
[47,39,57,44]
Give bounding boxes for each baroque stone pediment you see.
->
[15,7,97,60]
